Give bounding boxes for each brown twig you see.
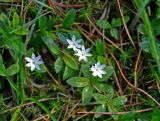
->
[87,16,123,53]
[116,0,135,47]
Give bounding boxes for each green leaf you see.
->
[111,16,130,27]
[12,12,19,27]
[96,19,111,29]
[137,24,144,34]
[0,13,11,26]
[119,113,135,121]
[6,64,19,76]
[14,26,29,35]
[82,86,93,106]
[39,16,47,30]
[111,96,127,106]
[5,39,26,59]
[151,108,160,121]
[97,56,106,63]
[94,104,106,118]
[156,7,160,19]
[93,93,109,104]
[100,66,113,81]
[0,64,6,76]
[96,39,105,55]
[67,77,90,87]
[0,54,3,64]
[57,32,68,44]
[7,78,23,98]
[28,98,57,121]
[150,18,160,35]
[138,18,160,36]
[139,40,150,52]
[81,64,91,78]
[108,103,118,120]
[93,83,114,97]
[63,66,76,80]
[63,9,76,28]
[47,17,55,30]
[63,53,79,70]
[27,48,34,57]
[41,35,60,55]
[10,108,21,121]
[54,57,63,73]
[110,28,119,40]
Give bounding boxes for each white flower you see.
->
[66,35,82,51]
[75,46,92,62]
[25,53,44,71]
[90,62,106,78]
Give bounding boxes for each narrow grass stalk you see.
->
[10,101,24,121]
[7,77,23,99]
[28,98,57,121]
[134,0,160,74]
[28,0,46,41]
[19,58,26,98]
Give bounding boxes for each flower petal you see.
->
[99,70,106,74]
[25,57,33,63]
[86,53,92,57]
[92,72,98,77]
[35,64,40,70]
[26,62,33,67]
[72,35,76,41]
[66,39,73,44]
[36,60,43,65]
[97,72,102,78]
[31,65,36,71]
[36,55,41,61]
[77,39,82,43]
[31,53,36,60]
[85,48,90,53]
[99,64,106,69]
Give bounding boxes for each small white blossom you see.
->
[90,62,106,78]
[25,53,43,71]
[75,46,92,62]
[66,35,82,51]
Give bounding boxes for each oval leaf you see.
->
[39,16,47,30]
[94,104,106,118]
[112,96,127,106]
[41,34,60,55]
[12,12,19,27]
[63,9,76,28]
[81,64,91,78]
[14,26,29,35]
[7,64,19,76]
[63,66,77,80]
[110,28,119,40]
[111,16,130,27]
[0,64,6,76]
[54,57,63,73]
[96,39,105,55]
[63,54,79,70]
[67,77,89,87]
[96,19,111,29]
[93,93,109,104]
[82,86,93,106]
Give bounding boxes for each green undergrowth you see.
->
[0,0,160,121]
